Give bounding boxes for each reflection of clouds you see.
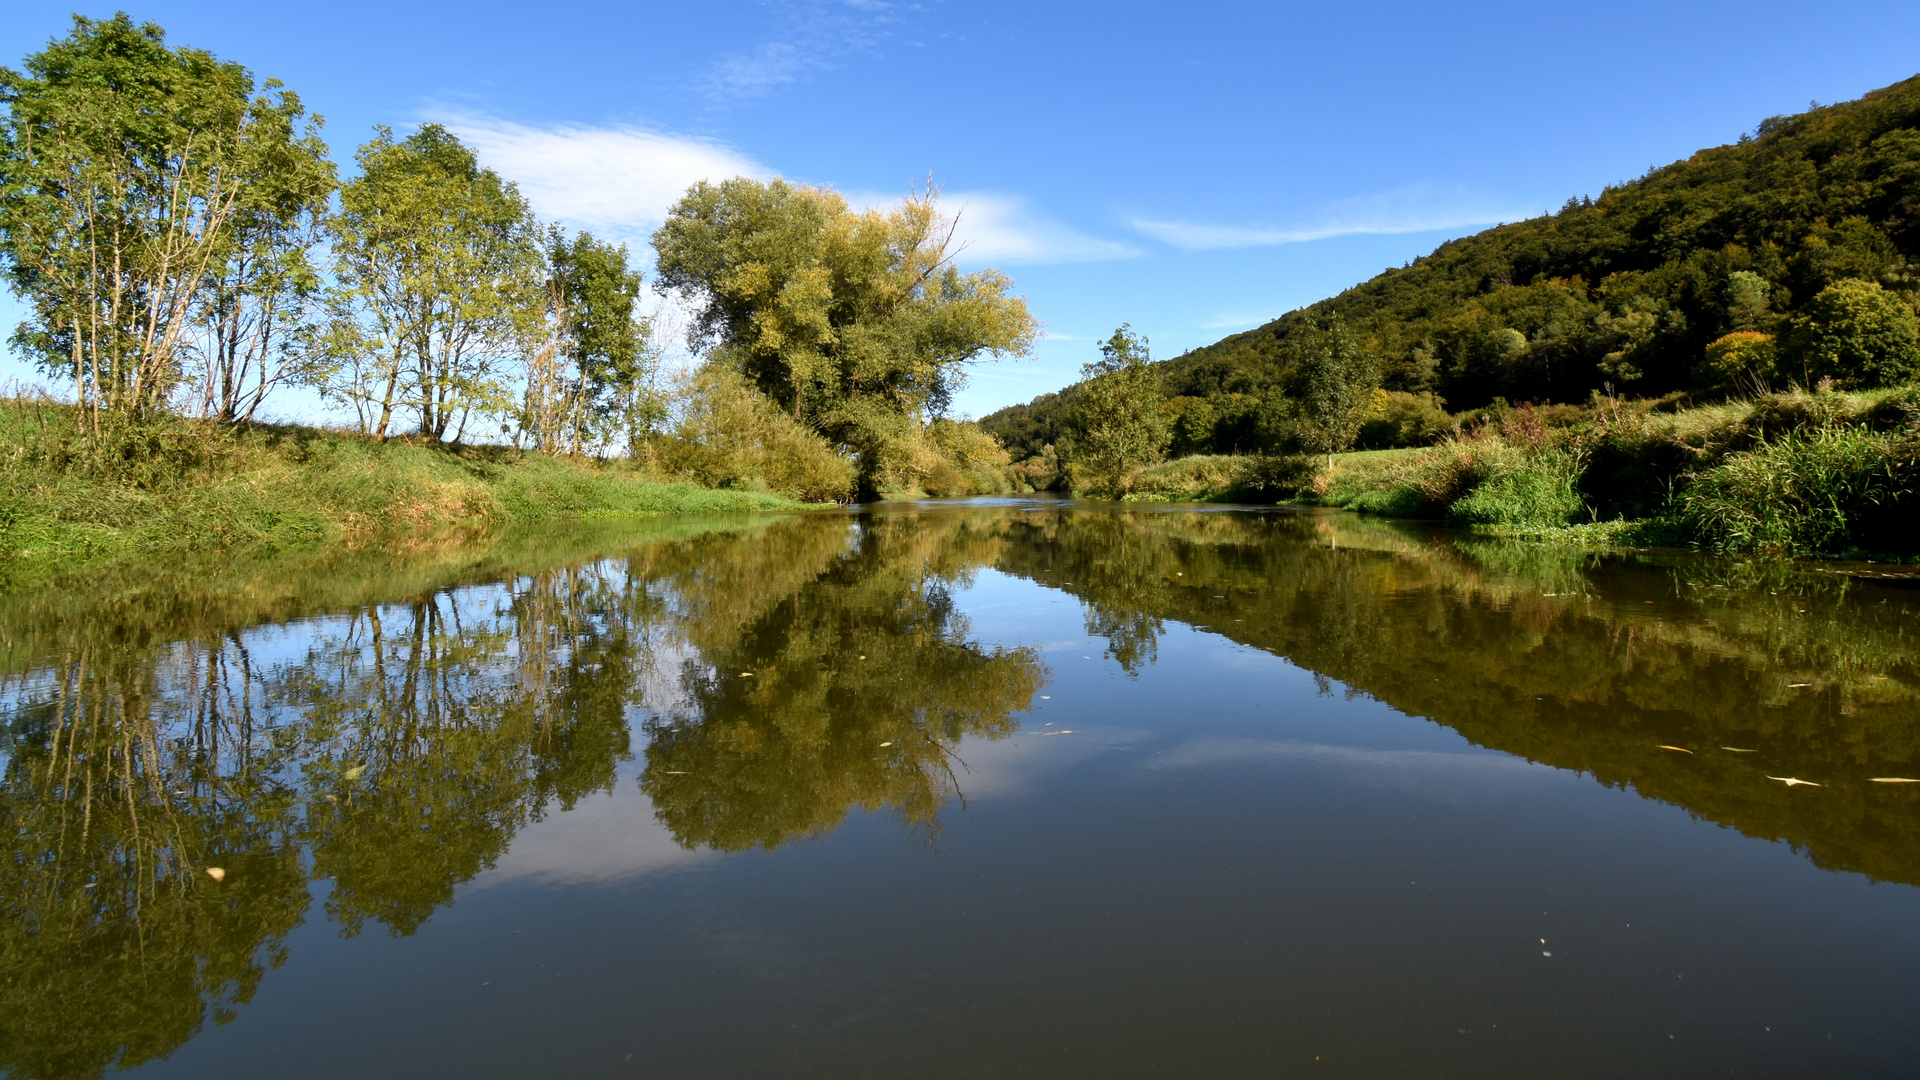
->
[1148,737,1558,804]
[480,784,718,887]
[946,725,1152,799]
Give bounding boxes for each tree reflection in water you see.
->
[1,504,1916,1078]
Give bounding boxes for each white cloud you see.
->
[842,188,1137,265]
[700,0,898,103]
[1129,182,1540,251]
[435,114,1132,270]
[703,42,820,102]
[436,111,770,244]
[947,192,1140,264]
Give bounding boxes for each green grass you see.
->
[0,398,818,571]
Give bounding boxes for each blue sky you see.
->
[6,1,1920,419]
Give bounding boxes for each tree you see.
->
[1287,315,1381,467]
[318,125,540,440]
[652,178,1036,492]
[519,228,659,455]
[1785,278,1920,388]
[0,14,332,424]
[1059,325,1168,496]
[187,88,335,423]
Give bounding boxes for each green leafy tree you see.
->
[318,125,541,440]
[0,14,331,423]
[519,228,660,455]
[652,178,1036,493]
[187,98,336,424]
[1059,325,1169,495]
[1785,278,1920,387]
[1286,315,1382,466]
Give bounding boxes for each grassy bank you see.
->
[0,398,815,570]
[1123,386,1920,560]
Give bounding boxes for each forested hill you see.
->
[984,74,1920,458]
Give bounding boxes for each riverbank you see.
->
[0,398,815,573]
[1122,385,1920,560]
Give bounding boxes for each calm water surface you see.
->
[3,501,1918,1078]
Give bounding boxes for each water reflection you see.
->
[0,503,1915,1078]
[0,515,1044,1079]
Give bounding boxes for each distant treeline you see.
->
[986,76,1920,460]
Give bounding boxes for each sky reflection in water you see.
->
[2,502,1918,1079]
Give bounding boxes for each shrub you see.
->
[1356,390,1452,449]
[1679,424,1918,555]
[660,367,856,502]
[925,418,1014,497]
[1446,448,1587,529]
[1704,331,1779,393]
[1124,454,1313,503]
[1784,279,1920,388]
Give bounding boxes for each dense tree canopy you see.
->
[653,178,1036,493]
[987,76,1920,458]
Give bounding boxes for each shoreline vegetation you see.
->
[0,16,1032,579]
[0,396,815,575]
[1118,386,1919,562]
[3,15,1918,576]
[984,77,1920,562]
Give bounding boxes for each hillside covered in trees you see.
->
[985,75,1920,460]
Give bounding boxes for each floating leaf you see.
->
[1720,747,1757,753]
[205,867,226,882]
[1657,745,1693,754]
[1766,776,1821,787]
[1870,777,1920,783]
[342,764,366,781]
[879,741,893,747]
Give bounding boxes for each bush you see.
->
[1356,390,1452,448]
[1785,279,1920,388]
[925,418,1014,497]
[1446,448,1587,529]
[660,367,856,502]
[1125,454,1313,503]
[1680,424,1918,555]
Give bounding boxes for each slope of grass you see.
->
[0,399,815,571]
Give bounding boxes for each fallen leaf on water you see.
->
[879,741,893,747]
[1040,695,1050,699]
[1040,730,1075,737]
[342,764,366,781]
[739,672,754,677]
[1721,747,1757,753]
[205,868,226,882]
[665,770,687,775]
[1871,777,1920,783]
[1787,683,1813,688]
[1657,746,1693,754]
[1767,776,1821,787]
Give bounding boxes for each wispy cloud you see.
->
[701,0,901,104]
[1129,182,1539,251]
[434,111,769,243]
[946,192,1139,265]
[437,113,1131,269]
[840,188,1137,265]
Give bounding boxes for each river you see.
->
[2,500,1917,1078]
